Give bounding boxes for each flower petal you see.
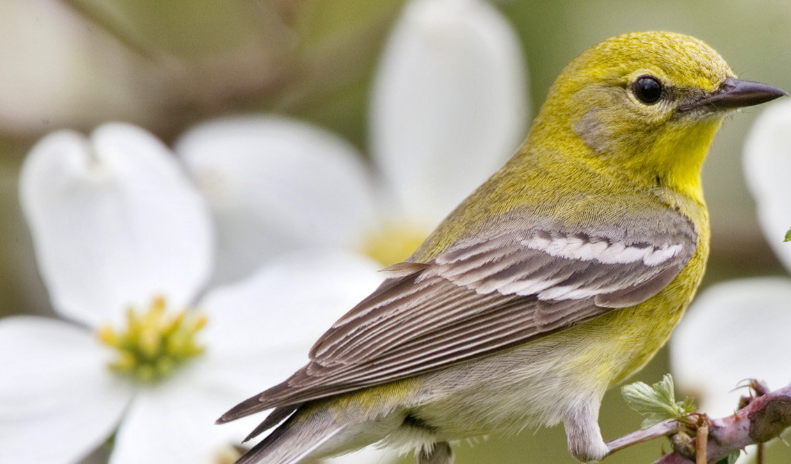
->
[743,100,791,273]
[20,124,213,326]
[0,316,133,464]
[110,367,260,464]
[0,1,151,137]
[198,249,384,393]
[671,278,791,418]
[176,116,377,284]
[371,0,528,226]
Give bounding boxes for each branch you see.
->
[605,381,791,464]
[606,419,680,454]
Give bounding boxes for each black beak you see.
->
[679,78,787,112]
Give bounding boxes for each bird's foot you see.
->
[565,395,609,462]
[568,438,609,463]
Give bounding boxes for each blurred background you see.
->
[1,0,789,463]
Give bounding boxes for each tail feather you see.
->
[218,391,281,424]
[243,404,302,443]
[236,408,345,464]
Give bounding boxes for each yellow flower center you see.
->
[97,296,207,383]
[362,221,428,266]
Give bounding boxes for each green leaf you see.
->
[621,374,697,429]
[785,227,791,242]
[714,450,740,464]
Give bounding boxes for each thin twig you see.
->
[757,442,764,464]
[695,421,708,464]
[605,419,679,456]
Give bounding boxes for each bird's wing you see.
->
[220,210,697,422]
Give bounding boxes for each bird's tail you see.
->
[234,406,349,464]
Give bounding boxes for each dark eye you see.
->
[632,75,663,104]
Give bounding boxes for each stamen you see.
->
[363,222,427,266]
[97,296,206,383]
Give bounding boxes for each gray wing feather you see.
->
[225,212,697,417]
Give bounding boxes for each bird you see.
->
[217,31,786,464]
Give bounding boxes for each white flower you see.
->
[370,0,528,227]
[177,116,379,284]
[0,0,151,137]
[0,124,384,464]
[176,0,529,282]
[670,100,791,462]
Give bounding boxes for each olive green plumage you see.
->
[219,31,785,464]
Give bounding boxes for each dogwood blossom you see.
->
[176,0,528,282]
[0,124,383,464]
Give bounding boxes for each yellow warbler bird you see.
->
[219,31,785,464]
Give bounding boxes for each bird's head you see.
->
[530,31,785,194]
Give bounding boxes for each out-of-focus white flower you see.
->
[177,116,379,284]
[671,279,791,417]
[742,100,791,271]
[0,124,384,464]
[670,100,791,463]
[176,0,529,282]
[371,0,527,227]
[0,0,153,137]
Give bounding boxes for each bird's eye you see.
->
[632,75,663,105]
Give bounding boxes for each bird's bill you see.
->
[678,78,787,112]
